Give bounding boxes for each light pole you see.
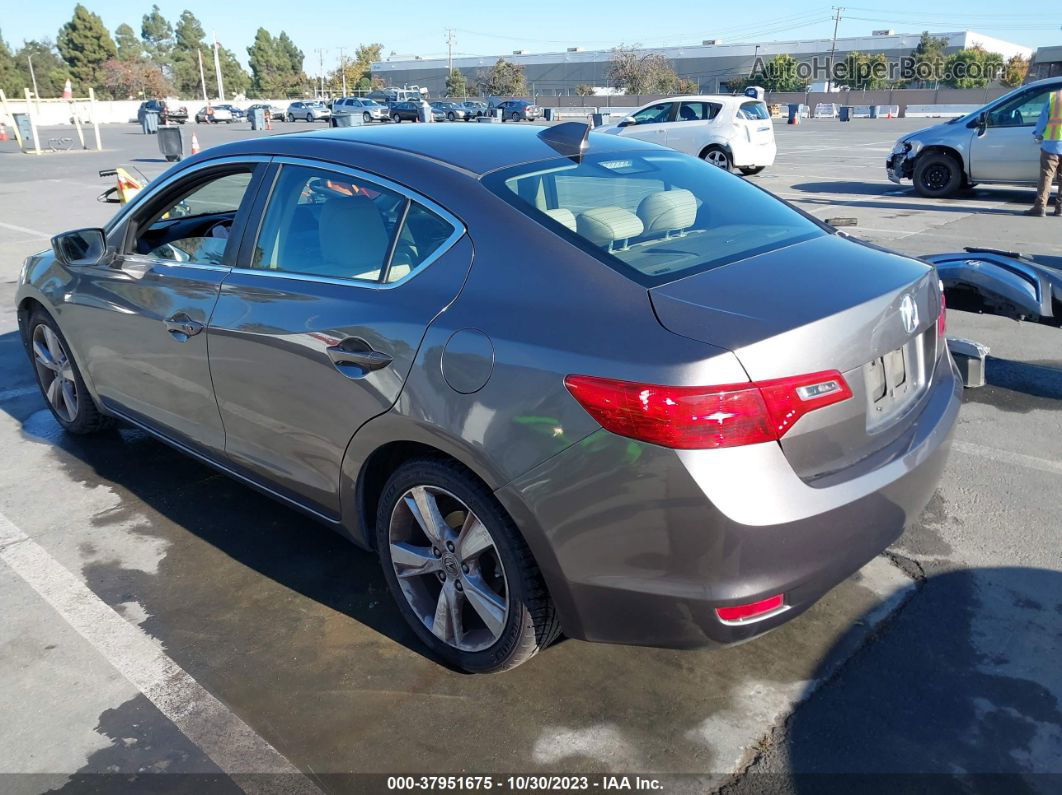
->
[826,6,844,93]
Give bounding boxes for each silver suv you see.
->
[888,77,1062,197]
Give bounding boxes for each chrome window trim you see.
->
[231,155,466,291]
[117,254,231,274]
[104,154,273,236]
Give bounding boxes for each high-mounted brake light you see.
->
[563,370,852,450]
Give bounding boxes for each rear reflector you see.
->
[563,370,852,450]
[715,594,785,624]
[937,279,947,338]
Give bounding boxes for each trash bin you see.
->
[543,108,554,122]
[869,105,878,119]
[142,110,160,134]
[590,112,605,127]
[12,113,32,146]
[250,107,265,130]
[838,106,851,122]
[787,103,800,125]
[332,112,354,128]
[157,125,183,161]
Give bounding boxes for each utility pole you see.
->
[198,48,208,103]
[446,29,455,75]
[314,48,326,98]
[338,47,347,96]
[826,6,844,93]
[213,32,225,102]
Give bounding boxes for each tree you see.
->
[445,68,466,98]
[169,11,209,98]
[174,11,204,51]
[608,47,680,94]
[215,43,250,97]
[115,23,141,62]
[575,83,595,96]
[16,40,70,97]
[677,77,699,94]
[942,47,1003,89]
[140,5,173,63]
[1002,53,1029,88]
[908,31,948,86]
[477,58,525,97]
[0,29,23,96]
[57,4,117,94]
[756,53,806,92]
[836,51,891,90]
[247,28,307,97]
[101,57,172,98]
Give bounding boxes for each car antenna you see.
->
[538,122,592,157]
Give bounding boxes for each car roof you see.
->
[200,123,663,176]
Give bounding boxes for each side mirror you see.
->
[976,112,988,136]
[51,228,108,267]
[618,115,637,128]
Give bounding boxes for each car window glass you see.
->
[632,103,673,125]
[133,170,253,264]
[677,102,720,122]
[388,202,454,282]
[738,102,770,120]
[988,89,1051,128]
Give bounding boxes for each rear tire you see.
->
[26,310,111,435]
[447,112,456,121]
[913,152,963,198]
[286,113,294,122]
[363,112,371,123]
[392,113,401,123]
[739,166,765,175]
[702,145,732,171]
[511,112,520,122]
[376,457,560,673]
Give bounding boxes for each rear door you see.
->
[969,86,1052,182]
[207,158,469,516]
[619,102,676,146]
[664,100,721,155]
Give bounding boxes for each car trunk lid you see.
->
[649,234,943,480]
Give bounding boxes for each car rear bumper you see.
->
[496,353,960,649]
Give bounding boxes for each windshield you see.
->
[484,150,824,286]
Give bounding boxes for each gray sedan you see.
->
[17,123,959,673]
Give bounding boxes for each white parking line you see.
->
[0,220,51,240]
[953,441,1062,477]
[0,511,321,793]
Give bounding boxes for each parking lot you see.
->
[1,118,1060,792]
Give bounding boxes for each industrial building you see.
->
[372,31,1031,97]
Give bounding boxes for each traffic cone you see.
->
[265,114,272,131]
[190,132,201,155]
[0,123,7,142]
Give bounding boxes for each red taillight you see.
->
[937,281,947,338]
[563,371,852,450]
[716,594,785,623]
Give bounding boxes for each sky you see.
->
[3,0,1055,73]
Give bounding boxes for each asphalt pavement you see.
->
[0,117,1059,793]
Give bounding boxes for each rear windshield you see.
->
[483,150,823,286]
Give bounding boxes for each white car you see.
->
[195,106,233,124]
[598,95,776,174]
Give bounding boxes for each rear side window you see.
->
[738,102,770,120]
[677,101,721,122]
[251,164,458,284]
[485,151,823,286]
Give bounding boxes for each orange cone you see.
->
[190,132,201,155]
[265,114,272,131]
[0,123,7,142]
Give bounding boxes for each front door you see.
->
[619,102,676,146]
[65,161,265,454]
[208,160,470,516]
[970,87,1052,183]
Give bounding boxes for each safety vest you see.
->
[1046,91,1062,142]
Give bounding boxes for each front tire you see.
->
[363,112,371,123]
[913,152,963,198]
[27,311,111,435]
[376,458,560,673]
[510,112,520,122]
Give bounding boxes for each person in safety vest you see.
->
[1026,88,1062,217]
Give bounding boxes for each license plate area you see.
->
[864,339,924,432]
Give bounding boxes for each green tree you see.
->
[56,4,116,94]
[445,67,466,97]
[215,42,250,97]
[174,11,204,51]
[115,23,141,62]
[0,29,21,95]
[575,83,594,96]
[677,77,699,93]
[247,28,306,97]
[908,31,948,86]
[757,54,806,92]
[608,46,682,94]
[477,58,525,97]
[943,47,1002,89]
[170,11,209,98]
[1002,53,1029,88]
[140,4,173,63]
[836,51,891,90]
[17,40,70,97]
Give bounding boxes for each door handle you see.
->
[164,313,204,341]
[327,338,392,376]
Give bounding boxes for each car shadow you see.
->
[0,329,446,669]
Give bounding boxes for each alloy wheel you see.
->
[705,149,730,169]
[32,324,78,423]
[388,485,510,652]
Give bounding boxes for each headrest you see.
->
[576,207,644,248]
[544,208,577,232]
[637,189,697,235]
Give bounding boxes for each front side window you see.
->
[988,89,1051,128]
[631,103,673,125]
[132,170,254,265]
[485,151,823,286]
[251,164,457,284]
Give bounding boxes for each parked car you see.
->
[139,99,188,124]
[494,99,540,122]
[597,94,777,174]
[215,104,246,120]
[194,105,233,123]
[246,103,285,121]
[332,97,388,123]
[431,101,469,121]
[19,123,959,673]
[461,101,488,118]
[389,101,444,123]
[887,76,1062,198]
[287,101,331,122]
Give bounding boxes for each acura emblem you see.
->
[899,294,918,335]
